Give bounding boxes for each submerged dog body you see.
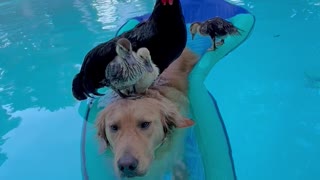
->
[96,49,199,178]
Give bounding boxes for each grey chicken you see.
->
[134,47,160,94]
[105,38,152,98]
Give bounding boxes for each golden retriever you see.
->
[96,48,199,179]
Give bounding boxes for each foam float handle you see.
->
[186,14,255,180]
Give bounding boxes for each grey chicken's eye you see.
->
[120,45,127,50]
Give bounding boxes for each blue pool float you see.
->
[78,0,255,179]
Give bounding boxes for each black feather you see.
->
[72,73,87,100]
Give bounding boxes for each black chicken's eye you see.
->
[110,125,119,132]
[140,122,151,130]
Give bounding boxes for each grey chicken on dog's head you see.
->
[104,38,146,98]
[116,38,133,59]
[136,48,154,73]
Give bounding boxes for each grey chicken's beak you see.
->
[144,61,153,73]
[191,34,195,40]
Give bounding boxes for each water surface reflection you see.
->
[0,0,154,170]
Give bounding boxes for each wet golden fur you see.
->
[96,48,199,178]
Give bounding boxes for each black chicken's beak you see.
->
[144,61,153,72]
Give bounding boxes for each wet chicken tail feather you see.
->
[72,73,105,100]
[82,76,105,97]
[72,72,88,100]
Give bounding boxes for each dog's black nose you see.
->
[117,154,138,176]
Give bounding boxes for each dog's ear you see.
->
[165,111,194,129]
[160,100,195,132]
[96,109,110,153]
[175,117,195,128]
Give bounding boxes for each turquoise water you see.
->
[206,0,320,179]
[0,0,319,180]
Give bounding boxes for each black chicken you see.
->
[72,0,186,100]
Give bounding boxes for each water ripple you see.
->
[92,0,152,32]
[93,0,118,30]
[0,32,11,48]
[73,0,100,34]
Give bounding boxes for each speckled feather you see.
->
[105,55,144,91]
[199,17,240,38]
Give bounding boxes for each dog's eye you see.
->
[110,125,119,132]
[139,122,151,130]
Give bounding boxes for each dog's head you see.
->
[96,93,194,178]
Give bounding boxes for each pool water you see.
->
[206,0,320,179]
[0,0,319,179]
